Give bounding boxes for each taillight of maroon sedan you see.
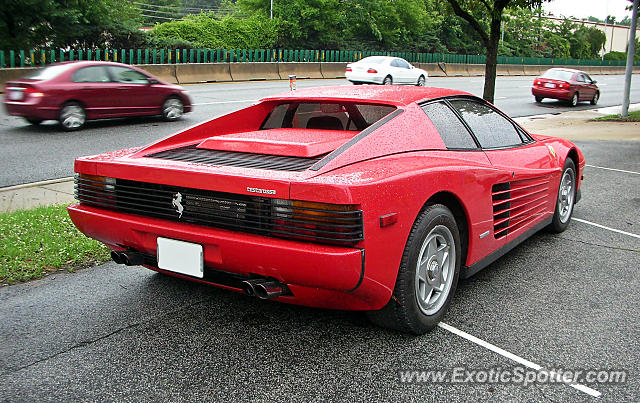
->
[532,67,599,107]
[3,61,192,131]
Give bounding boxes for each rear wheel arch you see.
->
[566,147,580,181]
[422,191,470,268]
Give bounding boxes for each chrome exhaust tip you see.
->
[111,250,125,265]
[120,251,145,266]
[254,281,283,300]
[241,279,269,297]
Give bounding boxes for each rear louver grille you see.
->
[145,144,325,172]
[75,176,363,246]
[492,177,551,239]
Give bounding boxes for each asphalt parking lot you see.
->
[0,138,638,401]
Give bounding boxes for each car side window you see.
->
[397,59,411,69]
[109,66,149,84]
[577,74,586,83]
[449,100,524,149]
[72,66,110,83]
[390,59,399,67]
[421,102,477,149]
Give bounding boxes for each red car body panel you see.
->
[68,86,584,311]
[3,61,192,122]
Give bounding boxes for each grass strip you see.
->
[593,110,640,122]
[0,204,109,285]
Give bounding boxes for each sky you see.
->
[542,0,634,21]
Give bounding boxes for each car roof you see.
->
[47,60,134,69]
[545,67,584,74]
[261,86,471,107]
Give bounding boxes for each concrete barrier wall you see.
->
[508,65,526,76]
[135,64,177,84]
[230,62,279,81]
[467,64,485,76]
[277,62,323,79]
[320,62,347,79]
[416,63,447,77]
[445,63,469,77]
[0,67,38,87]
[174,63,230,83]
[523,65,543,76]
[496,64,511,76]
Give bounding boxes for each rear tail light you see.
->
[346,67,352,72]
[534,80,541,86]
[367,68,377,74]
[558,82,570,89]
[24,87,44,99]
[271,200,363,244]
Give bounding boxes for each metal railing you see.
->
[0,48,633,68]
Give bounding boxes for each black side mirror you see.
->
[148,79,159,85]
[592,80,598,84]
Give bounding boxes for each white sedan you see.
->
[345,56,428,86]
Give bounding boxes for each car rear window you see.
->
[261,102,396,131]
[449,100,524,149]
[422,102,477,149]
[23,64,74,80]
[541,69,574,81]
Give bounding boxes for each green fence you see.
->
[0,48,634,68]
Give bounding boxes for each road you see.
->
[0,74,639,187]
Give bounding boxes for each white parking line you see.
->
[193,99,258,106]
[572,218,640,239]
[438,322,601,398]
[585,164,640,176]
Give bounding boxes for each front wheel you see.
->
[548,158,576,233]
[383,76,393,85]
[59,102,86,131]
[367,204,461,334]
[416,75,426,86]
[590,92,599,105]
[162,96,184,121]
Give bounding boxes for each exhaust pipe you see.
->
[120,251,146,266]
[241,278,269,297]
[111,250,125,264]
[254,281,283,300]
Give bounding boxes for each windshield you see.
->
[24,64,74,80]
[541,69,574,81]
[261,102,396,132]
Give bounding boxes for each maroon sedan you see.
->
[3,61,192,131]
[532,68,599,107]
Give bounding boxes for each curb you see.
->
[0,176,74,192]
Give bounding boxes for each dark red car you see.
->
[532,68,599,106]
[3,61,192,131]
[68,86,584,334]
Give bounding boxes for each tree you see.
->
[443,0,547,103]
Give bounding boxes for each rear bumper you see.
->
[531,86,572,100]
[3,100,58,120]
[67,203,379,310]
[345,71,384,84]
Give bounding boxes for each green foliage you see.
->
[149,12,282,49]
[0,205,109,284]
[604,51,627,61]
[0,0,142,50]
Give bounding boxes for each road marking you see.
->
[438,322,601,398]
[193,99,258,106]
[585,164,640,176]
[572,218,640,239]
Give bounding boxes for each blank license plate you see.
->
[8,91,23,100]
[157,237,203,278]
[544,83,555,88]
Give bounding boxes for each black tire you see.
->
[416,75,426,86]
[162,96,184,121]
[590,91,599,105]
[570,92,578,107]
[352,81,363,85]
[25,117,43,125]
[535,96,543,103]
[383,76,393,85]
[58,101,86,131]
[367,204,461,334]
[548,158,576,233]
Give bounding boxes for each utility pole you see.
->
[622,0,638,118]
[270,0,273,19]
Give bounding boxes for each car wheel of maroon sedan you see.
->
[570,92,579,107]
[368,204,461,334]
[59,101,86,131]
[590,91,599,105]
[535,96,543,103]
[162,96,184,121]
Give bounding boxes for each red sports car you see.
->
[68,86,584,334]
[3,61,192,131]
[531,67,600,106]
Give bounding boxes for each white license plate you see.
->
[157,237,203,278]
[544,83,555,88]
[8,91,23,100]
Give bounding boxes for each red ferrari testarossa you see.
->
[68,86,584,334]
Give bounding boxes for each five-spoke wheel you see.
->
[59,102,86,131]
[162,97,184,121]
